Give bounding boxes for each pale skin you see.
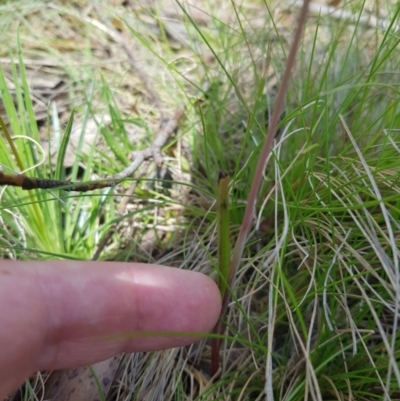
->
[0,261,222,399]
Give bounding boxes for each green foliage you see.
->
[1,0,399,399]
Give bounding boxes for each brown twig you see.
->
[108,109,184,180]
[0,172,115,192]
[0,109,184,193]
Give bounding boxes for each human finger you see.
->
[0,261,221,398]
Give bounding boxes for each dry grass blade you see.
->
[89,5,163,113]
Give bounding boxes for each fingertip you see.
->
[0,261,223,373]
[115,264,222,338]
[116,266,222,351]
[178,269,222,332]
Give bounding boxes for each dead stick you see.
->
[0,110,184,193]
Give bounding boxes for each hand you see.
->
[0,261,221,398]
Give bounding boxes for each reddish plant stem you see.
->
[212,0,312,374]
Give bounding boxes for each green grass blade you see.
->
[55,109,74,181]
[217,171,230,298]
[0,67,24,171]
